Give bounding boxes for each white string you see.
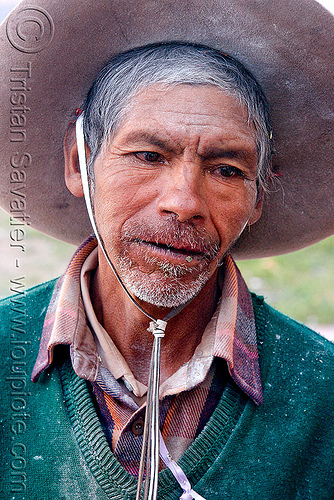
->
[137,320,166,500]
[76,114,157,322]
[76,114,204,500]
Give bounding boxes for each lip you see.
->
[131,238,207,262]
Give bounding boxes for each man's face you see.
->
[92,84,262,307]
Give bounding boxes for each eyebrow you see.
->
[198,147,256,165]
[120,131,176,153]
[120,131,256,166]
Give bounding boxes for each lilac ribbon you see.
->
[159,433,206,500]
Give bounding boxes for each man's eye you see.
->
[134,152,162,163]
[214,165,244,178]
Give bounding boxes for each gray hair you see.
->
[83,42,273,190]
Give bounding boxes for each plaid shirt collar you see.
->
[32,235,263,405]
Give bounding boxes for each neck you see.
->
[90,249,220,385]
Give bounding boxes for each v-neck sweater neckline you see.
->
[59,358,249,499]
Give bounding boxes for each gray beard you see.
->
[115,252,215,308]
[104,217,220,308]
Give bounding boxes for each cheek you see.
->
[210,182,258,245]
[92,170,156,234]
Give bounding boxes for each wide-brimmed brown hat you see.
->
[0,0,333,258]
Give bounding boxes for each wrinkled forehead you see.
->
[109,83,256,144]
[101,81,254,147]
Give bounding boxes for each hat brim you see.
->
[0,0,333,258]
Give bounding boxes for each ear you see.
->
[248,189,264,226]
[63,121,90,198]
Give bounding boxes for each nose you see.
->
[156,162,208,222]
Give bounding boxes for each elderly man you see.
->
[0,1,333,499]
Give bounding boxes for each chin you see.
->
[121,269,212,308]
[115,250,218,308]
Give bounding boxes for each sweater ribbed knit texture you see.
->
[1,279,333,499]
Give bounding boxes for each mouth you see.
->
[132,238,208,262]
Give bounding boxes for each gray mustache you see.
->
[121,220,220,259]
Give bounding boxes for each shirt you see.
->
[32,235,262,474]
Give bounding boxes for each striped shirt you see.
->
[32,235,262,475]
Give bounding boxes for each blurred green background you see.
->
[238,237,334,326]
[1,208,333,337]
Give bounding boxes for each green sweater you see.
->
[0,279,333,500]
